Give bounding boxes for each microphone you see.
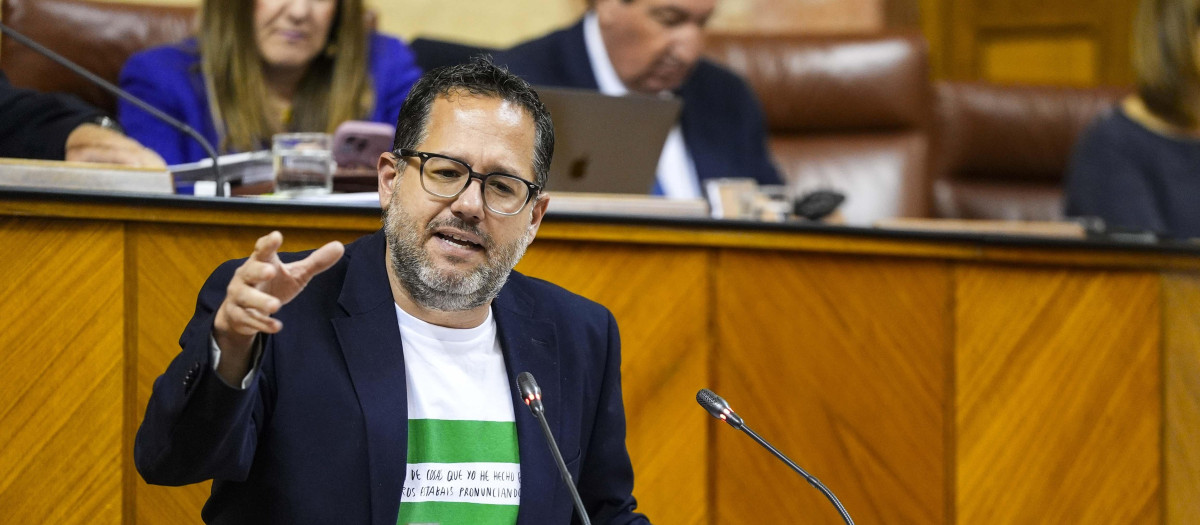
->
[697,388,855,525]
[517,372,591,525]
[0,21,227,196]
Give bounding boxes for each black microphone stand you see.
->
[0,22,227,196]
[737,423,854,525]
[518,372,591,525]
[698,388,854,525]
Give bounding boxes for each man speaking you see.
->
[135,58,650,525]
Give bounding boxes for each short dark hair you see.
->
[392,56,555,189]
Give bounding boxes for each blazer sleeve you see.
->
[134,259,268,486]
[0,71,104,160]
[118,48,199,165]
[577,310,651,525]
[368,34,423,127]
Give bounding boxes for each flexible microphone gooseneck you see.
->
[697,388,855,525]
[517,372,591,525]
[0,21,226,196]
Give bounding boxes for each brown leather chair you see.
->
[931,81,1129,221]
[705,32,933,225]
[1,0,197,115]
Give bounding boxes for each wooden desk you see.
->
[2,188,1198,524]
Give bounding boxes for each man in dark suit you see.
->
[495,0,781,198]
[0,71,164,166]
[136,59,650,525]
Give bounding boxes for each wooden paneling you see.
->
[516,241,711,524]
[1164,273,1200,525]
[936,0,1139,85]
[0,218,125,524]
[714,252,951,525]
[956,266,1160,523]
[131,225,366,524]
[981,34,1097,85]
[6,193,1200,524]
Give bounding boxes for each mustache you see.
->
[425,216,494,250]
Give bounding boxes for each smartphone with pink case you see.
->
[332,121,396,169]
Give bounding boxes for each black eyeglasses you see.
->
[394,149,541,216]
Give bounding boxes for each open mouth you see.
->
[434,231,484,251]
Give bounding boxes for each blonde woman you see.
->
[118,0,420,165]
[1064,0,1200,239]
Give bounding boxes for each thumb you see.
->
[290,240,345,281]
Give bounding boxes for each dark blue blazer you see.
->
[135,230,649,525]
[0,70,104,160]
[494,19,782,190]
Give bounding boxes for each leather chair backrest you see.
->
[931,81,1128,221]
[1,0,197,115]
[705,32,933,225]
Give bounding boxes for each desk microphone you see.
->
[697,388,855,525]
[0,21,226,196]
[517,372,591,525]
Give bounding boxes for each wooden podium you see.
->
[1,186,1198,524]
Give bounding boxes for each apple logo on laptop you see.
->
[569,156,589,180]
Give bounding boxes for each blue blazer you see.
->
[118,34,422,165]
[494,19,782,190]
[135,230,649,525]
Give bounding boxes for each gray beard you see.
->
[384,203,532,312]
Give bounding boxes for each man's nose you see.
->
[449,178,486,222]
[671,24,705,65]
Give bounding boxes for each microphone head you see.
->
[696,388,744,429]
[517,372,544,413]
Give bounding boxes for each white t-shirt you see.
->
[395,305,521,525]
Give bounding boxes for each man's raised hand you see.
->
[212,231,344,382]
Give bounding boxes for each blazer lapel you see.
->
[493,276,564,525]
[331,231,409,525]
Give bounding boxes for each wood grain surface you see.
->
[1164,273,1200,525]
[4,195,1200,525]
[956,265,1161,523]
[714,251,952,524]
[0,218,125,524]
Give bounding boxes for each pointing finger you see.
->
[289,241,345,281]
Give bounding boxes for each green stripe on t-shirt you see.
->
[398,500,519,525]
[407,419,519,464]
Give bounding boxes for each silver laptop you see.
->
[534,86,682,194]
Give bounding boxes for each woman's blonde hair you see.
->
[1133,0,1200,127]
[198,0,374,153]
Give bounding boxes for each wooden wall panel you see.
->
[1164,273,1200,525]
[132,225,366,524]
[938,0,1139,86]
[714,252,951,525]
[515,241,710,525]
[0,218,125,524]
[981,34,1097,86]
[955,266,1160,523]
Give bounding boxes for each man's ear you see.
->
[526,193,551,238]
[378,153,399,209]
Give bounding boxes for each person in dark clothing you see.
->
[0,71,164,166]
[494,0,781,198]
[1064,0,1200,239]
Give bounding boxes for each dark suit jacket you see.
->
[135,230,649,525]
[0,70,105,160]
[494,18,782,190]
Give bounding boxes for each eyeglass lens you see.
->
[420,156,531,215]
